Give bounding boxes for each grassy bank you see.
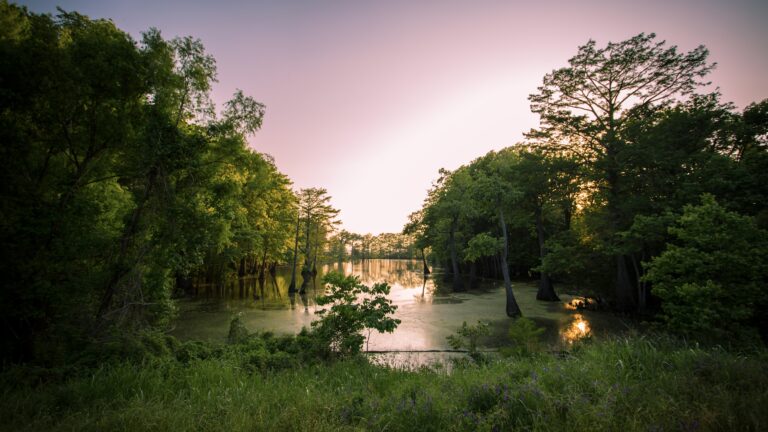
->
[1,336,766,431]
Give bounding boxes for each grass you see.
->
[1,335,766,431]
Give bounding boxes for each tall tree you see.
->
[289,188,338,293]
[0,4,286,362]
[528,33,714,311]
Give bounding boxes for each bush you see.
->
[503,317,545,356]
[447,321,490,363]
[227,313,250,344]
[644,195,768,343]
[311,272,400,357]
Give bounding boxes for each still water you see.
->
[171,259,625,352]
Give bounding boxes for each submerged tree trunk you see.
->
[288,210,301,293]
[443,259,452,282]
[304,212,312,273]
[499,208,522,317]
[421,248,431,275]
[258,250,268,283]
[468,261,478,289]
[311,223,320,275]
[448,220,464,291]
[534,205,559,301]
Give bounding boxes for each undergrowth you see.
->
[1,333,766,431]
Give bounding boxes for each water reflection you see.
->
[560,313,591,344]
[175,259,620,350]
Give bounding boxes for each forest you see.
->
[405,37,768,339]
[1,3,767,431]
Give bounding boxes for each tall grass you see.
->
[2,336,766,431]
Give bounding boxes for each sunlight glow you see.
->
[562,314,591,344]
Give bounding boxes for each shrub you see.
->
[227,313,250,344]
[644,195,768,343]
[503,317,545,356]
[312,272,400,357]
[447,321,490,363]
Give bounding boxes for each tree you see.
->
[0,4,291,363]
[288,188,338,293]
[643,195,768,342]
[423,168,474,291]
[0,6,155,359]
[482,151,525,316]
[403,210,432,274]
[505,149,580,302]
[528,33,714,311]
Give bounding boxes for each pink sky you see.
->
[21,0,768,234]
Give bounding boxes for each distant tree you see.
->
[289,188,338,293]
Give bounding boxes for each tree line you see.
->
[0,4,345,363]
[406,33,767,342]
[328,231,419,261]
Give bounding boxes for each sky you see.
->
[18,0,768,234]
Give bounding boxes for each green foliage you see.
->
[1,336,767,431]
[503,317,546,356]
[226,313,250,344]
[0,4,300,364]
[447,321,490,363]
[312,272,401,357]
[409,30,768,323]
[463,233,502,262]
[644,195,768,342]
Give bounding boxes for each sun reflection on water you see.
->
[561,313,591,344]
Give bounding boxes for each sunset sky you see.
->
[19,0,768,234]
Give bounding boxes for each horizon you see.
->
[18,0,768,234]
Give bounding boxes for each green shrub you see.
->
[227,313,250,344]
[447,321,490,363]
[312,272,400,357]
[644,195,768,343]
[503,317,545,356]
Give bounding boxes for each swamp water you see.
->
[171,259,627,364]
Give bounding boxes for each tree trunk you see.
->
[443,260,452,282]
[630,253,647,313]
[448,220,464,291]
[288,210,300,293]
[238,257,246,278]
[421,248,431,275]
[258,250,268,283]
[97,167,156,319]
[534,205,559,301]
[175,273,193,296]
[311,223,320,276]
[304,212,312,273]
[605,135,636,312]
[615,254,635,311]
[499,208,522,317]
[468,261,478,289]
